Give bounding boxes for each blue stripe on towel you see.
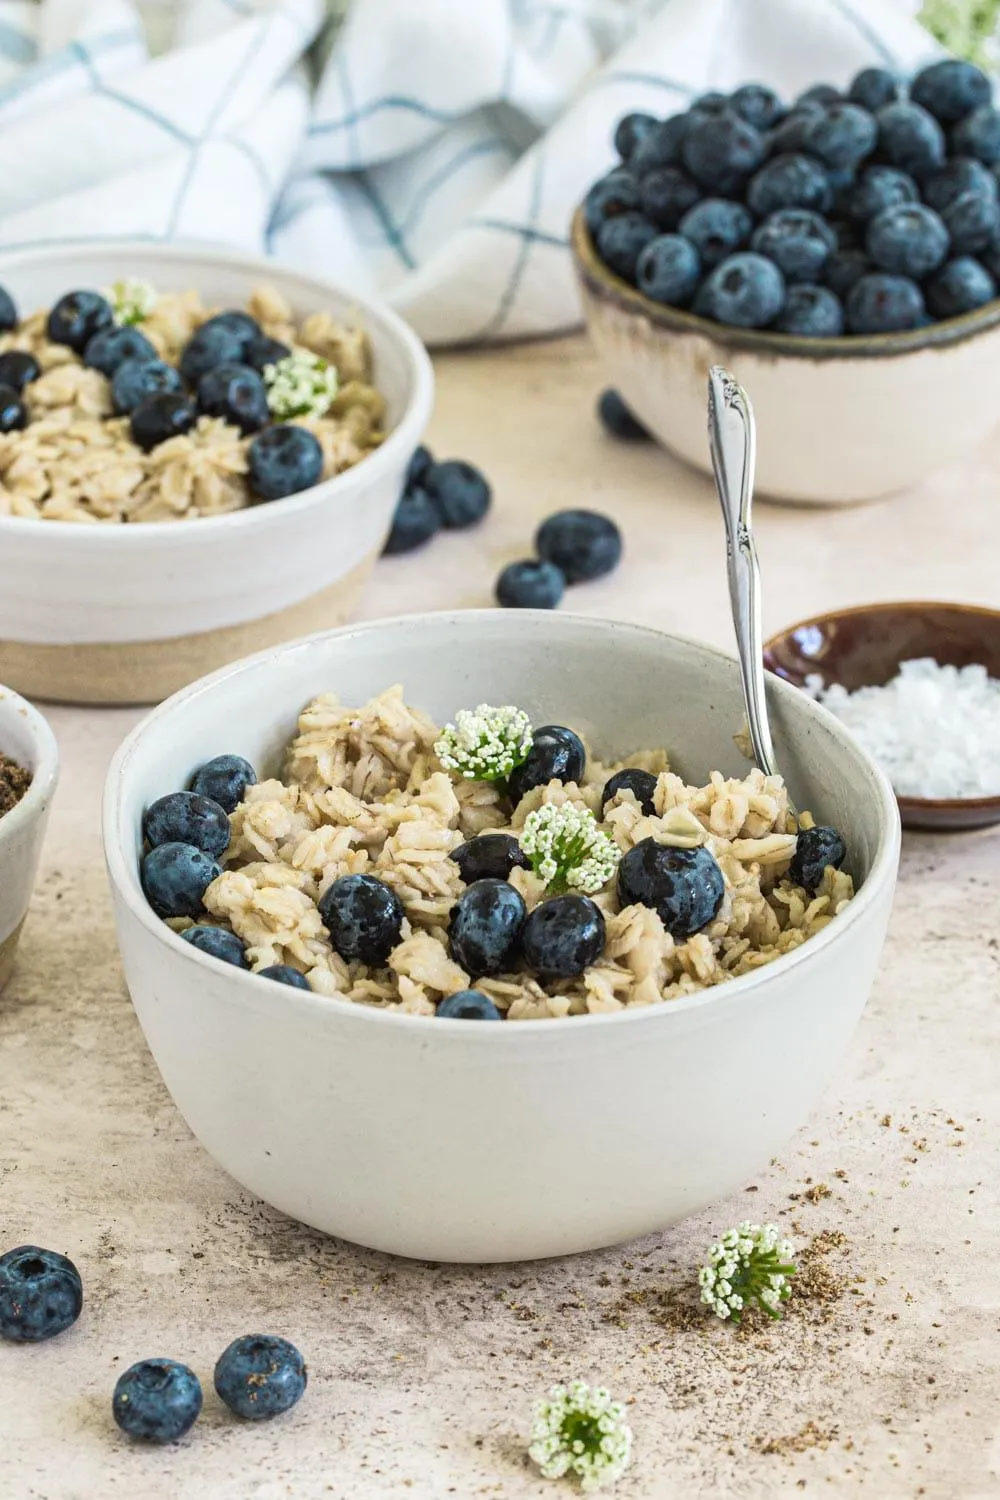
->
[308,95,468,138]
[473,150,548,340]
[469,216,567,248]
[354,174,416,269]
[399,138,511,235]
[0,20,36,64]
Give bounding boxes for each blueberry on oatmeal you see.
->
[178,320,252,385]
[141,843,221,919]
[144,790,231,858]
[452,834,530,884]
[196,362,270,434]
[0,385,26,434]
[181,925,248,968]
[522,894,606,979]
[248,425,324,501]
[83,325,157,377]
[617,839,725,939]
[507,725,586,805]
[130,392,197,451]
[318,873,404,965]
[46,290,114,354]
[189,754,257,814]
[0,1246,83,1343]
[790,825,847,894]
[449,879,527,976]
[111,357,183,416]
[245,333,290,372]
[405,443,434,488]
[0,286,15,332]
[437,989,502,1020]
[0,350,40,391]
[258,964,311,989]
[601,768,658,816]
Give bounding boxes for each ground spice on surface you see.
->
[0,752,30,817]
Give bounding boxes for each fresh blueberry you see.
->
[802,102,877,168]
[181,926,248,968]
[596,211,659,282]
[111,357,183,415]
[911,58,991,126]
[614,111,659,161]
[848,67,900,114]
[681,113,766,193]
[867,203,949,278]
[258,965,311,989]
[130,392,196,451]
[0,286,15,332]
[751,209,836,283]
[46,291,114,353]
[451,833,530,884]
[383,486,440,554]
[629,115,690,175]
[0,350,40,391]
[747,153,833,217]
[797,84,842,109]
[405,443,434,488]
[952,104,1000,165]
[943,190,1000,255]
[636,232,702,304]
[144,791,230,858]
[617,838,725,938]
[876,102,946,178]
[318,873,404,964]
[597,388,650,440]
[449,878,526,976]
[730,83,784,131]
[535,508,622,584]
[923,157,997,213]
[189,754,257,814]
[425,459,491,528]
[113,1359,203,1443]
[196,362,269,434]
[495,560,565,610]
[926,256,997,319]
[84,325,157,378]
[521,894,606,979]
[248,425,323,501]
[678,198,752,270]
[179,322,251,385]
[695,252,786,328]
[0,385,26,433]
[773,283,845,336]
[827,217,862,251]
[845,273,926,334]
[141,842,220,919]
[768,105,824,157]
[789,824,846,893]
[637,167,701,231]
[506,726,586,805]
[245,334,291,372]
[691,91,730,117]
[601,767,658,815]
[437,989,502,1020]
[584,170,641,236]
[0,1246,83,1342]
[847,165,918,223]
[214,1335,307,1420]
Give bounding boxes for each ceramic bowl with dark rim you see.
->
[764,601,1000,832]
[571,209,1000,508]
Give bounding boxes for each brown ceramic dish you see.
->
[764,602,1000,832]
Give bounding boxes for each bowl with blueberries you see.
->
[0,240,433,705]
[102,609,899,1262]
[573,61,1000,505]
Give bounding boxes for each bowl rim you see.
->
[571,208,1000,360]
[0,683,60,848]
[102,610,901,1035]
[764,598,1000,814]
[0,239,434,546]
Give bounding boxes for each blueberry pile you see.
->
[0,286,323,500]
[586,60,1000,335]
[383,443,492,554]
[496,508,624,610]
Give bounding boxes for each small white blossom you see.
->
[520,803,620,895]
[263,349,338,420]
[529,1380,633,1492]
[698,1221,796,1323]
[105,278,158,325]
[434,705,533,782]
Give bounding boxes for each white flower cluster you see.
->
[529,1380,633,1492]
[263,349,339,420]
[698,1221,796,1322]
[106,278,158,326]
[520,803,620,894]
[434,705,533,782]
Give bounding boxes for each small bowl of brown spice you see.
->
[0,683,58,991]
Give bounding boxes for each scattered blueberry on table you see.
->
[214,1335,307,1420]
[112,1358,203,1443]
[535,509,622,584]
[596,388,650,440]
[0,1245,83,1342]
[383,444,491,555]
[587,59,1000,335]
[495,558,566,610]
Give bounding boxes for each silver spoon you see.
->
[706,365,779,780]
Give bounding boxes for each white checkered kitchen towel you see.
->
[0,0,943,346]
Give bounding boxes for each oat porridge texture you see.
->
[171,687,855,1021]
[0,287,384,522]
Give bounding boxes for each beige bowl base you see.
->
[0,918,25,994]
[0,556,376,707]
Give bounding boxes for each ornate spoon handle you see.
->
[707,365,779,780]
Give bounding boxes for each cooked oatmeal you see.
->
[160,687,855,1020]
[0,285,385,523]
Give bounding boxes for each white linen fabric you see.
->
[0,0,940,346]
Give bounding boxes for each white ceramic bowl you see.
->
[0,684,58,991]
[103,611,900,1263]
[572,211,1000,506]
[0,241,434,705]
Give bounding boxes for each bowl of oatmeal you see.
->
[0,683,59,991]
[103,611,900,1262]
[0,241,433,705]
